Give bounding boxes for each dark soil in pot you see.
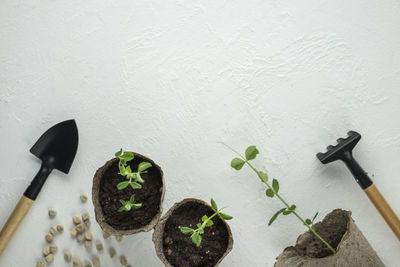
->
[92,152,165,235]
[275,209,384,267]
[153,198,233,267]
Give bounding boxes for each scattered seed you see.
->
[45,253,54,263]
[73,259,83,267]
[50,243,58,253]
[102,232,110,239]
[64,250,72,262]
[45,233,53,243]
[73,216,81,225]
[95,241,103,251]
[42,245,51,256]
[84,231,93,241]
[49,226,57,235]
[80,194,88,203]
[71,228,78,237]
[56,224,64,232]
[167,249,172,255]
[77,234,85,243]
[109,247,116,258]
[120,255,128,266]
[92,255,100,267]
[36,259,45,267]
[81,212,89,221]
[115,235,123,242]
[76,223,85,233]
[48,209,57,218]
[84,261,92,267]
[165,236,172,244]
[84,219,91,227]
[84,240,92,249]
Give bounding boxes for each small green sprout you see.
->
[221,143,336,254]
[180,199,232,247]
[118,194,142,212]
[115,149,152,190]
[115,149,152,212]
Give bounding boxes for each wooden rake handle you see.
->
[0,196,34,256]
[364,184,400,240]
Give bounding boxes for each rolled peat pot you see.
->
[153,198,234,267]
[275,209,384,267]
[92,152,165,235]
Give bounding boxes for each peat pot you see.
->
[153,198,234,267]
[275,209,384,267]
[92,152,165,235]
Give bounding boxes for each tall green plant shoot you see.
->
[221,143,336,253]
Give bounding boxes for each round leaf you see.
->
[272,179,279,193]
[231,158,245,170]
[245,146,259,160]
[305,219,312,225]
[258,171,268,183]
[266,188,274,198]
[130,182,142,189]
[201,215,209,222]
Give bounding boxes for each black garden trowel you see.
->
[0,120,78,255]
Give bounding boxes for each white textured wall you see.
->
[1,0,400,266]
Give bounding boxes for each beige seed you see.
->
[84,231,93,240]
[45,233,53,243]
[84,218,91,227]
[73,259,83,267]
[50,243,58,253]
[45,253,54,263]
[84,261,92,267]
[71,228,78,237]
[81,212,90,221]
[92,255,100,267]
[102,232,110,239]
[64,250,72,262]
[73,215,81,225]
[120,255,128,266]
[115,235,123,242]
[84,240,92,249]
[76,223,85,233]
[77,234,85,243]
[42,245,51,256]
[80,194,88,203]
[95,241,103,251]
[57,224,64,232]
[36,259,45,267]
[48,208,57,218]
[109,247,116,258]
[49,226,57,235]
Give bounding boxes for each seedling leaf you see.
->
[231,158,245,170]
[268,208,286,226]
[245,146,259,160]
[305,219,312,225]
[132,203,142,209]
[202,215,208,222]
[205,219,214,227]
[117,181,130,190]
[282,209,291,215]
[130,182,142,189]
[211,198,218,211]
[180,227,194,234]
[118,206,125,212]
[138,162,152,172]
[266,188,274,198]
[130,194,135,203]
[258,171,268,183]
[219,212,233,220]
[272,179,279,193]
[115,149,122,157]
[191,233,202,247]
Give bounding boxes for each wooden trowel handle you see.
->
[364,184,400,240]
[0,196,34,256]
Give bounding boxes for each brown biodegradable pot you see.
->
[275,209,384,267]
[153,198,234,267]
[92,152,165,235]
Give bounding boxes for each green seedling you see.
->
[118,194,142,212]
[115,149,152,212]
[180,199,232,247]
[115,149,152,190]
[222,143,336,253]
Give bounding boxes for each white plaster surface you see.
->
[1,0,400,266]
